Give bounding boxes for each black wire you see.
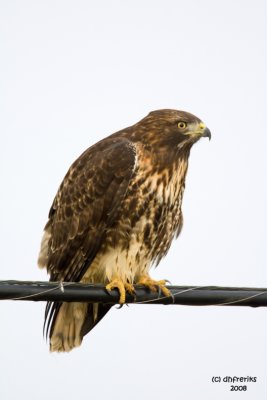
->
[0,280,267,307]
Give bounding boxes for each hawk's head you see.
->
[136,109,211,150]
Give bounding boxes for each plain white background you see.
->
[1,1,267,398]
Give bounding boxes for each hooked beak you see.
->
[202,127,211,140]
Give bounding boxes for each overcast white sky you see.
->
[1,1,267,399]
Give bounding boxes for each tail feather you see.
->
[45,301,112,352]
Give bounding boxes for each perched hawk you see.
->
[38,109,211,352]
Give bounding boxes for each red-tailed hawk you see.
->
[38,109,211,352]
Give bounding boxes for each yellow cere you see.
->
[199,122,206,130]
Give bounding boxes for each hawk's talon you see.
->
[137,276,171,298]
[105,278,135,304]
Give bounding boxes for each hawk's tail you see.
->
[45,302,111,352]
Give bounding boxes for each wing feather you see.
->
[42,138,137,282]
[40,138,137,340]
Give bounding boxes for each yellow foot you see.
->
[137,275,171,297]
[106,278,135,304]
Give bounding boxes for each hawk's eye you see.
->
[177,121,187,129]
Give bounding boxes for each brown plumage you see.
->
[38,109,211,352]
